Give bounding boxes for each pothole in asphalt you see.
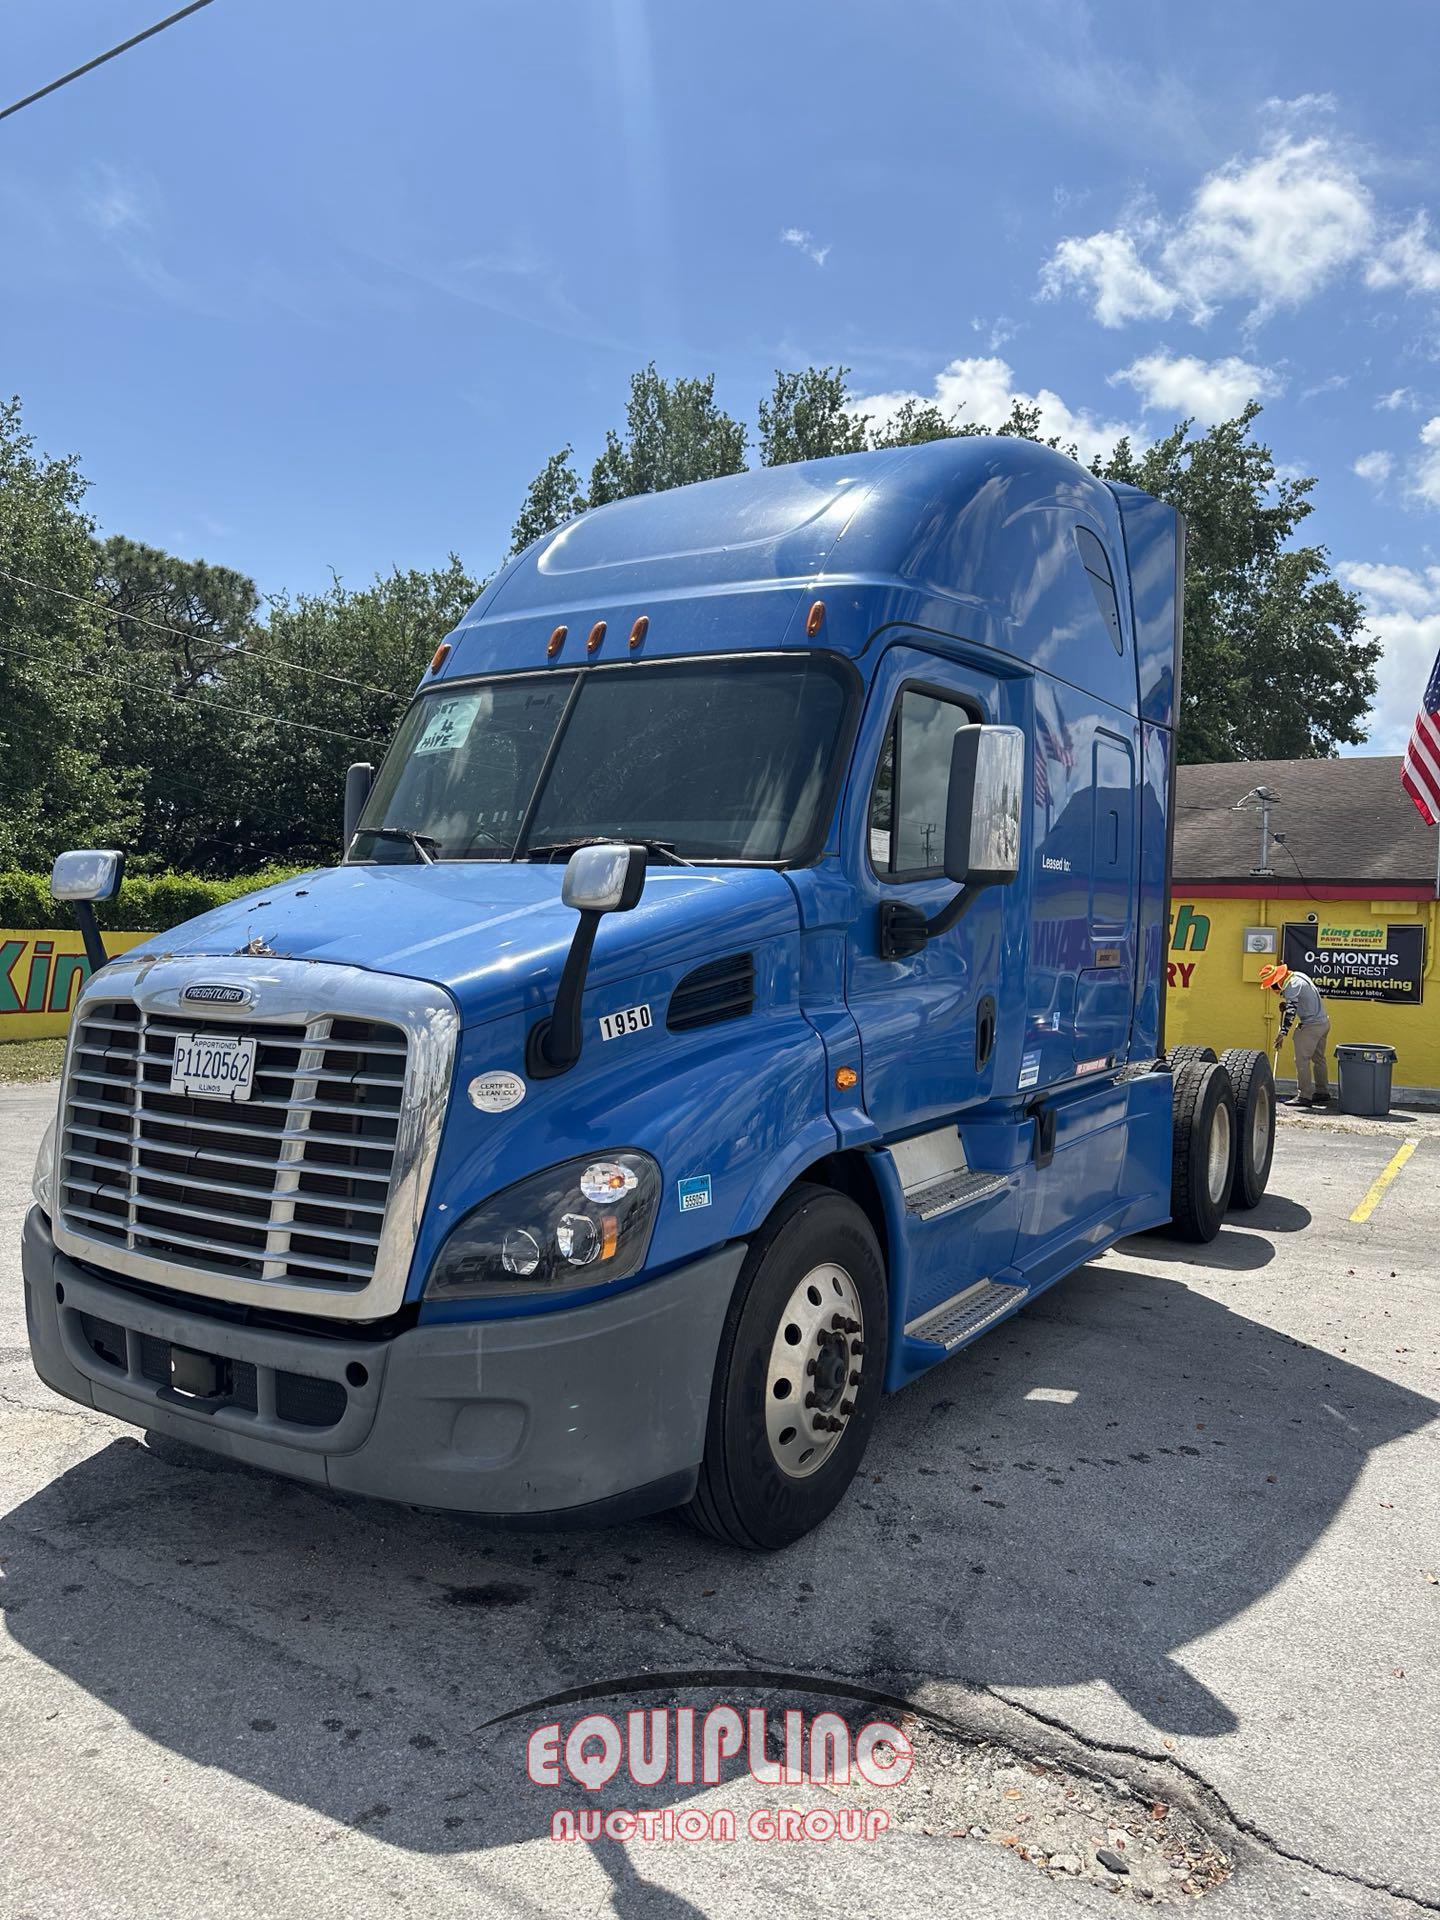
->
[880,1719,1230,1900]
[488,1681,1232,1900]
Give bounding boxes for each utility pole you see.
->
[1232,785,1278,877]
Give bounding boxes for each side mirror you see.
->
[561,842,647,915]
[943,725,1024,888]
[51,849,125,974]
[530,845,649,1075]
[343,762,374,855]
[51,849,125,903]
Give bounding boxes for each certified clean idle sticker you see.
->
[677,1174,713,1212]
[1018,1050,1041,1090]
[468,1070,526,1113]
[599,1003,652,1042]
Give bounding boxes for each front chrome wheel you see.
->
[763,1262,865,1478]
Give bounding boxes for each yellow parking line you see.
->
[1350,1140,1419,1224]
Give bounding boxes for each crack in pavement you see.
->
[7,1461,1436,1913]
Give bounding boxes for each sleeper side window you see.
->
[1075,526,1125,655]
[868,688,973,879]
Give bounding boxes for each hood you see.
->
[128,861,800,1025]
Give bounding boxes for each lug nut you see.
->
[849,1370,861,1386]
[805,1358,817,1376]
[804,1392,819,1409]
[840,1399,854,1416]
[850,1340,865,1356]
[830,1314,845,1331]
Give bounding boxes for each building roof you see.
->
[1175,756,1438,887]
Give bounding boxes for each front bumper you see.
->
[22,1206,745,1524]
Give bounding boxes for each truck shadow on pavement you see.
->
[2,1261,1434,1860]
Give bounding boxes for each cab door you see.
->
[843,644,1014,1138]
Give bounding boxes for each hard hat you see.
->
[1258,962,1290,991]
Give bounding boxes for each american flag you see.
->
[1401,645,1440,827]
[1034,707,1075,809]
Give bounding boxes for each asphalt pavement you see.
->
[1,1079,1436,1919]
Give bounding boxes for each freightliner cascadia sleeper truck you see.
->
[23,437,1274,1549]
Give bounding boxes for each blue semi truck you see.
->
[23,437,1274,1548]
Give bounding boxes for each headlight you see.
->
[32,1118,56,1217]
[425,1151,660,1300]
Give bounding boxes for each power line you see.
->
[0,1,217,125]
[0,566,403,699]
[0,636,384,747]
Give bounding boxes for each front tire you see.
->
[685,1185,888,1551]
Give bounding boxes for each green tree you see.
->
[758,366,869,465]
[588,364,747,504]
[91,536,263,870]
[510,445,586,555]
[216,558,481,872]
[0,398,138,870]
[1107,406,1378,761]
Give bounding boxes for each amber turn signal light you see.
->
[629,614,649,650]
[835,1065,858,1090]
[547,625,567,657]
[587,620,607,653]
[429,641,451,674]
[805,600,826,636]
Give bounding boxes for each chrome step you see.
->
[906,1279,1028,1349]
[904,1168,1013,1221]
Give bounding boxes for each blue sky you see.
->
[5,0,1440,752]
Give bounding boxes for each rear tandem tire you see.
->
[1167,1060,1237,1243]
[1168,1044,1218,1067]
[1220,1046,1276,1210]
[684,1184,888,1551]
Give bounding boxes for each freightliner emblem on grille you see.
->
[181,983,254,1007]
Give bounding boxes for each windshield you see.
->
[350,653,853,865]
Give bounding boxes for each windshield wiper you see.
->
[364,826,441,865]
[521,835,693,868]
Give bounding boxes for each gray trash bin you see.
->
[1335,1043,1397,1117]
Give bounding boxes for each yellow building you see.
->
[1166,756,1440,1098]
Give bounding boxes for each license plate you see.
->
[170,1030,257,1101]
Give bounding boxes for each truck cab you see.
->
[23,436,1254,1549]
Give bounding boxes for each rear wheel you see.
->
[1168,1043,1218,1067]
[1167,1060,1237,1242]
[1220,1047,1275,1209]
[685,1185,887,1550]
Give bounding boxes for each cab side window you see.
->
[1075,526,1125,655]
[869,688,974,879]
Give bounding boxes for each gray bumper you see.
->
[21,1206,745,1523]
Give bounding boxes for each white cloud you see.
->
[1366,213,1440,296]
[1353,450,1394,487]
[854,355,1139,467]
[1377,386,1419,411]
[1043,133,1375,327]
[1111,350,1281,422]
[1337,561,1440,752]
[81,162,156,237]
[1043,227,1176,326]
[1414,416,1440,507]
[780,226,830,267]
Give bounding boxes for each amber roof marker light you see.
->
[629,614,649,650]
[428,641,451,675]
[546,625,567,657]
[587,620,607,654]
[805,599,826,637]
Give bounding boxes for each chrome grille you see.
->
[60,1001,408,1291]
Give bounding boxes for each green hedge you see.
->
[0,865,314,933]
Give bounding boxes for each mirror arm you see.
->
[924,885,981,942]
[72,900,108,975]
[526,909,602,1077]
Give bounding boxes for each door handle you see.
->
[976,993,996,1070]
